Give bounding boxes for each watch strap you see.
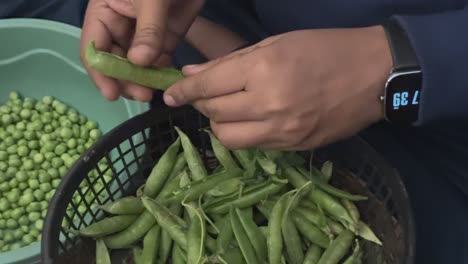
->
[382,18,419,71]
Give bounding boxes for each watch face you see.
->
[385,70,422,125]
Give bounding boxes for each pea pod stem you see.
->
[85,41,184,90]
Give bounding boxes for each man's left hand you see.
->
[164,26,392,150]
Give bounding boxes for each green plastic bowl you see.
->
[0,18,149,264]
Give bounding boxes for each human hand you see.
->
[80,0,204,102]
[163,26,392,150]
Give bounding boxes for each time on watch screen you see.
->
[385,72,422,125]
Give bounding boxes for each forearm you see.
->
[185,16,248,60]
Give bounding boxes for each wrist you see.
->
[366,25,393,124]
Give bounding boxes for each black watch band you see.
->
[381,18,422,125]
[382,18,419,71]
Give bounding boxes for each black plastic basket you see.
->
[41,105,415,264]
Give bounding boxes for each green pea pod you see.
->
[96,239,111,264]
[156,170,187,201]
[172,244,187,264]
[296,167,367,202]
[232,149,254,170]
[78,215,138,238]
[207,177,242,197]
[141,197,188,250]
[143,138,181,198]
[175,126,207,181]
[303,244,323,264]
[282,217,304,264]
[140,224,161,264]
[293,215,330,248]
[343,240,362,264]
[205,179,287,215]
[230,207,257,264]
[103,212,156,249]
[220,246,247,264]
[85,41,184,90]
[279,161,354,226]
[283,151,306,167]
[132,247,143,264]
[317,229,354,264]
[99,196,144,215]
[236,208,267,263]
[357,221,382,246]
[205,130,239,170]
[320,161,333,182]
[216,216,233,254]
[256,154,277,175]
[163,167,242,204]
[341,199,360,223]
[168,153,187,180]
[184,203,206,264]
[268,191,294,264]
[158,203,182,263]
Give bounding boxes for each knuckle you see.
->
[196,73,210,99]
[135,24,165,43]
[202,101,218,121]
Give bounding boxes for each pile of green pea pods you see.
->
[0,91,107,252]
[81,126,383,264]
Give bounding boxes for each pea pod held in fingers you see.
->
[79,215,138,238]
[303,244,323,264]
[99,196,144,215]
[140,224,161,264]
[96,239,111,264]
[141,197,188,250]
[85,41,184,90]
[317,229,355,264]
[143,138,181,198]
[175,126,207,181]
[230,207,257,264]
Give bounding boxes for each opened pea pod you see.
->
[85,41,184,90]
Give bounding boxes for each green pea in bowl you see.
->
[0,18,149,264]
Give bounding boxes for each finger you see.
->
[193,91,265,123]
[106,0,137,18]
[128,0,169,65]
[164,56,248,106]
[210,120,271,150]
[81,5,121,101]
[121,82,154,102]
[182,34,286,76]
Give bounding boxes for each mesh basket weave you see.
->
[41,105,415,264]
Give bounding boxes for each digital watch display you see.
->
[383,70,422,125]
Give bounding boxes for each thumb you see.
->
[128,0,169,65]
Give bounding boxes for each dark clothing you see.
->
[1,1,467,263]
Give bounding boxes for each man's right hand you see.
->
[80,0,204,102]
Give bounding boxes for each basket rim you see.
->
[41,107,416,264]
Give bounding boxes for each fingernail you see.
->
[163,94,176,106]
[184,64,199,69]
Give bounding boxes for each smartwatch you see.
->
[381,18,422,125]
